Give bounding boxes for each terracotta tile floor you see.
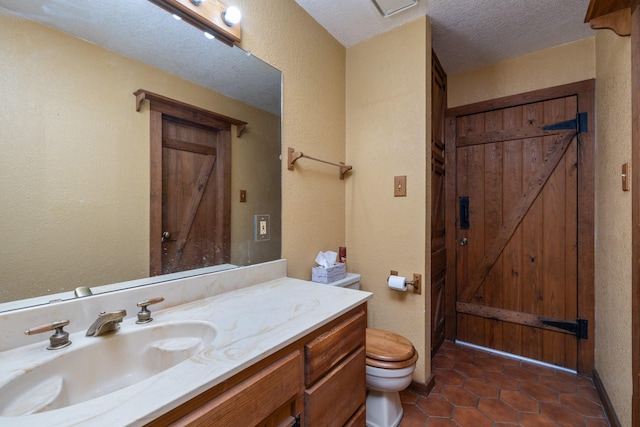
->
[398,341,609,427]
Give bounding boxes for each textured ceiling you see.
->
[294,0,596,74]
[2,0,596,107]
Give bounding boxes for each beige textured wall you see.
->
[346,17,431,382]
[448,38,596,108]
[0,14,279,301]
[232,0,347,280]
[594,30,632,427]
[229,104,281,267]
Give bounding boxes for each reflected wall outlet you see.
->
[254,214,270,241]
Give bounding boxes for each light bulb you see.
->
[222,6,241,26]
[204,32,215,40]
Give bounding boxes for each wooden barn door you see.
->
[139,91,234,277]
[159,117,230,274]
[445,81,595,373]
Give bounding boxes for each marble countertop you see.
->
[0,277,371,426]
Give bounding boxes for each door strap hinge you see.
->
[542,112,588,133]
[542,318,588,339]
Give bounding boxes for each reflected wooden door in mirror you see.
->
[138,92,242,276]
[160,118,229,275]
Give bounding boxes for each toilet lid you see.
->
[366,328,416,362]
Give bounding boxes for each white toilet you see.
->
[323,274,419,427]
[365,328,418,427]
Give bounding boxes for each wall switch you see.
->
[254,214,270,241]
[240,190,247,202]
[394,176,407,197]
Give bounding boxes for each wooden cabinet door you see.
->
[160,117,230,274]
[304,347,366,427]
[146,94,233,277]
[167,351,302,426]
[431,52,447,357]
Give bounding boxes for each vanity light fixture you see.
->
[148,0,242,46]
[371,0,418,17]
[222,6,241,27]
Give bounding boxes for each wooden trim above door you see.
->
[444,79,596,375]
[446,80,595,118]
[134,89,248,137]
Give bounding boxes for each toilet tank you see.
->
[321,273,360,290]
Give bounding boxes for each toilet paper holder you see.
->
[389,271,422,294]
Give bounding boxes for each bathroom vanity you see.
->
[0,260,371,426]
[150,305,367,426]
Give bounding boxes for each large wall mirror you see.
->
[0,0,282,310]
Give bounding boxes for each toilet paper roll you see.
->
[388,275,407,291]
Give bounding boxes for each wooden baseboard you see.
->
[407,374,436,397]
[593,369,622,427]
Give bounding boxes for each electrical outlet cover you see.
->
[254,214,270,241]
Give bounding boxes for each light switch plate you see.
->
[394,176,407,197]
[254,214,270,241]
[240,190,247,202]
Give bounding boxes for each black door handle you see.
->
[460,196,469,230]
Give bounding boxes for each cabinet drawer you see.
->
[305,310,366,386]
[344,405,366,427]
[304,347,366,427]
[170,350,302,426]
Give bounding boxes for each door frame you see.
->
[444,80,596,375]
[632,0,640,422]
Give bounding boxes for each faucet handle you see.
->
[24,320,72,350]
[136,297,165,324]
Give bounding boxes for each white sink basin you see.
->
[0,320,217,417]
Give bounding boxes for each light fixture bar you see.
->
[371,0,418,17]
[148,0,241,46]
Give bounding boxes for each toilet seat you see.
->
[366,328,418,369]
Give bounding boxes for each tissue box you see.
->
[312,263,347,284]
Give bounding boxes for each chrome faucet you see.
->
[86,310,127,337]
[74,286,93,298]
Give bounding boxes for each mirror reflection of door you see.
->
[160,117,230,274]
[143,93,233,276]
